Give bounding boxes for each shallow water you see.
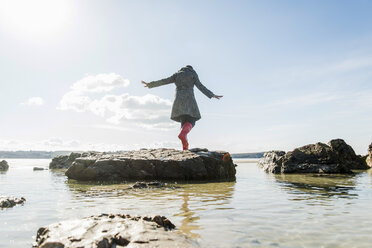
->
[1,158,372,247]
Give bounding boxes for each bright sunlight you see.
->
[0,0,73,39]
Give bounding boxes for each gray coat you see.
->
[148,66,214,122]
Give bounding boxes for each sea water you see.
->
[1,158,372,247]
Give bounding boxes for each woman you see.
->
[142,65,222,150]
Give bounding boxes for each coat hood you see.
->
[179,65,194,72]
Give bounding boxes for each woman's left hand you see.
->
[141,81,149,87]
[213,95,223,99]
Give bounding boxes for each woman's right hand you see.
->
[213,95,223,99]
[141,81,149,87]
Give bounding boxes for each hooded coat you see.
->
[148,66,214,122]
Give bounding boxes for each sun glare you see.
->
[0,0,72,39]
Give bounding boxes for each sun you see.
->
[0,0,73,39]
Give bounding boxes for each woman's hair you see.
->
[186,65,193,69]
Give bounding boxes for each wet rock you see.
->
[65,148,236,181]
[259,139,366,174]
[0,196,26,209]
[49,152,103,169]
[0,160,9,171]
[33,167,46,171]
[33,214,197,248]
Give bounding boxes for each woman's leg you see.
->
[178,122,193,150]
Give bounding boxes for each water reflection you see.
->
[274,173,359,203]
[65,180,235,239]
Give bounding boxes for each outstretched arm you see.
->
[142,74,176,88]
[194,74,223,99]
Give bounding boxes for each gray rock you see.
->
[49,152,103,169]
[65,148,236,181]
[33,167,46,171]
[259,139,366,174]
[0,160,9,171]
[0,196,26,209]
[33,214,198,248]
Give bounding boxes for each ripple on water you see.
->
[1,159,372,247]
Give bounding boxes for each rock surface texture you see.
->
[33,214,198,248]
[65,148,236,181]
[258,139,368,174]
[49,152,102,169]
[0,196,26,209]
[0,160,9,171]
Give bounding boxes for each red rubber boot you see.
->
[178,122,193,150]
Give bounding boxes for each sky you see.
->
[0,0,372,154]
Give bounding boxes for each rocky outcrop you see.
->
[49,152,102,169]
[33,214,198,248]
[0,160,9,171]
[259,139,367,174]
[0,196,26,209]
[65,148,236,181]
[328,139,369,169]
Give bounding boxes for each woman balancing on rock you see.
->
[142,65,223,150]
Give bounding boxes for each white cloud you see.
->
[21,97,44,106]
[59,91,91,112]
[71,73,129,93]
[58,73,175,130]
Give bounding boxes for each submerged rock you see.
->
[33,167,46,171]
[0,160,9,171]
[49,152,103,169]
[65,148,236,181]
[33,214,198,248]
[0,196,26,209]
[131,181,165,189]
[259,139,367,174]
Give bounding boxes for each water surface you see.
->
[1,158,372,247]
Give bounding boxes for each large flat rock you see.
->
[65,148,236,181]
[258,139,369,174]
[33,214,198,248]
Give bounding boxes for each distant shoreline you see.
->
[0,150,265,159]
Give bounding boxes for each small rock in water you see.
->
[33,213,197,247]
[33,167,46,171]
[131,181,165,189]
[0,160,9,171]
[0,196,26,209]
